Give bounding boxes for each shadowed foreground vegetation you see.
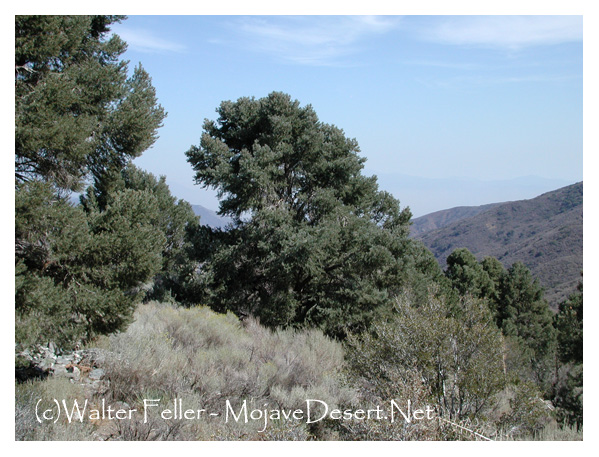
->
[16,301,582,441]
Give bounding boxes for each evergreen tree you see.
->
[555,276,583,365]
[15,15,165,190]
[552,276,583,427]
[444,251,557,391]
[16,182,165,348]
[82,164,201,304]
[480,256,506,318]
[498,262,557,387]
[186,92,441,337]
[15,16,167,349]
[445,248,495,299]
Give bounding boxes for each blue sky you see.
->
[108,15,583,216]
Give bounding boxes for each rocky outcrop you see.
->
[16,344,110,397]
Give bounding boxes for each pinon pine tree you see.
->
[186,92,441,337]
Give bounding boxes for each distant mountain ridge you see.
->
[191,204,231,229]
[412,182,583,309]
[369,172,571,217]
[410,202,504,236]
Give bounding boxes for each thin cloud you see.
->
[419,16,582,49]
[416,72,580,90]
[116,27,187,54]
[231,16,399,66]
[402,60,480,70]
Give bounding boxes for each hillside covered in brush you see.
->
[413,182,582,308]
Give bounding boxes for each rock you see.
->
[82,379,110,397]
[70,366,81,381]
[53,365,68,377]
[88,368,105,380]
[78,349,109,367]
[17,348,32,360]
[54,364,80,381]
[39,356,56,371]
[16,345,114,398]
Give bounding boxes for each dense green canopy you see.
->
[186,92,441,337]
[15,15,165,191]
[15,16,168,349]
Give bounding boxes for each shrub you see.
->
[100,302,355,440]
[343,290,506,440]
[496,382,556,439]
[15,376,95,440]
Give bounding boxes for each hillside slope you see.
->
[411,202,504,236]
[414,182,582,308]
[191,204,231,228]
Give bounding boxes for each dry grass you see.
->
[89,302,353,440]
[15,376,96,440]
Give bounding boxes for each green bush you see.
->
[344,290,506,440]
[496,381,555,439]
[347,291,506,421]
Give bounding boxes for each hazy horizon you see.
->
[183,173,577,219]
